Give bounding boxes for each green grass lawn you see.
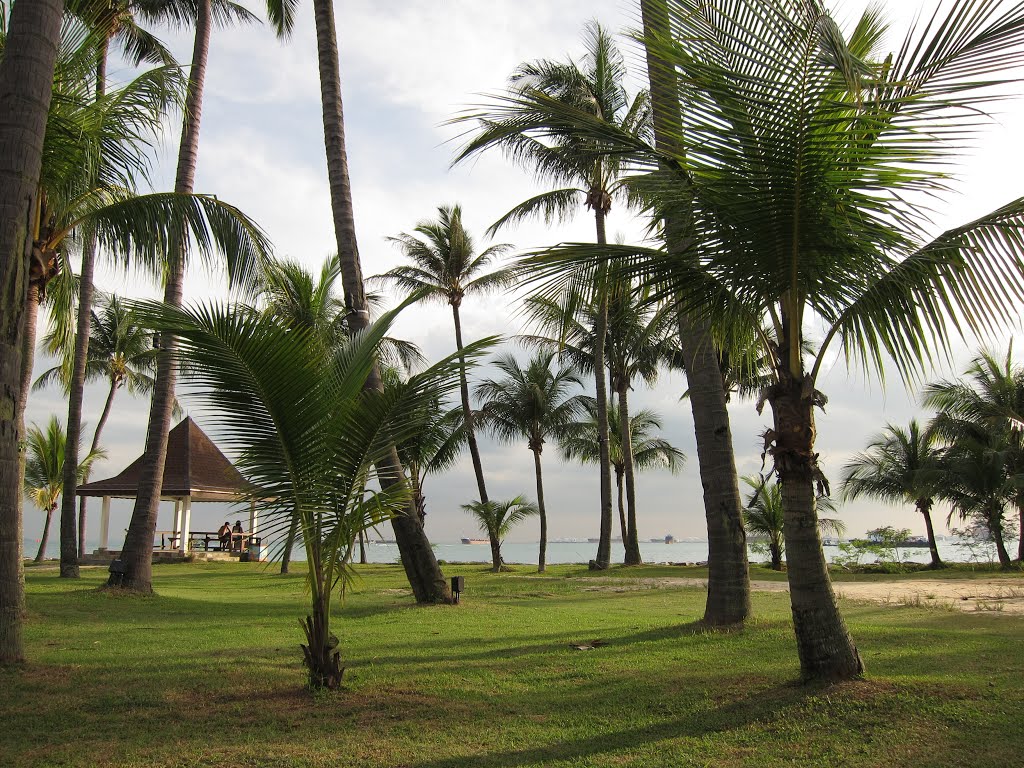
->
[3,563,1022,767]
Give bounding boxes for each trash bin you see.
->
[108,559,127,586]
[248,540,262,562]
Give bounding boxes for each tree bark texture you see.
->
[591,211,613,570]
[452,302,488,504]
[616,468,628,544]
[280,515,298,574]
[640,0,750,625]
[60,236,98,577]
[312,0,450,603]
[771,382,863,681]
[16,288,40,429]
[63,42,109,574]
[0,0,65,665]
[533,447,547,572]
[115,0,211,592]
[489,535,502,573]
[618,384,642,565]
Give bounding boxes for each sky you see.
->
[22,0,1024,554]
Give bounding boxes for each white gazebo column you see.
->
[248,500,259,537]
[99,496,111,551]
[179,496,193,555]
[172,499,182,537]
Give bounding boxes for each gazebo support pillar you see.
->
[179,496,193,555]
[99,496,111,552]
[172,499,182,547]
[248,500,258,537]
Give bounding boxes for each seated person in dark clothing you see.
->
[218,522,232,551]
[232,520,244,551]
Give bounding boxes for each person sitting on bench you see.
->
[232,520,244,552]
[218,522,232,551]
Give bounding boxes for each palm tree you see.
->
[0,0,64,666]
[636,0,755,627]
[924,349,1024,562]
[607,278,680,564]
[376,204,511,506]
[744,476,844,572]
[462,497,539,573]
[134,296,486,688]
[452,21,649,571]
[24,417,104,563]
[36,295,162,557]
[525,0,1024,679]
[937,434,1017,569]
[55,0,178,580]
[475,352,587,572]
[841,421,945,569]
[290,0,452,604]
[561,404,684,552]
[115,0,274,591]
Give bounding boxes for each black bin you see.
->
[108,559,127,587]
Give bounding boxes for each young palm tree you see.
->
[256,256,426,573]
[135,296,487,688]
[376,205,511,506]
[841,421,945,569]
[561,404,684,552]
[923,348,1024,562]
[743,476,844,572]
[452,21,649,571]
[526,0,1024,679]
[462,496,539,573]
[24,417,105,563]
[0,0,64,666]
[475,352,587,572]
[36,295,162,557]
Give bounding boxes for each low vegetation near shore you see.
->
[3,563,1023,767]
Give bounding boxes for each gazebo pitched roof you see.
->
[77,417,249,501]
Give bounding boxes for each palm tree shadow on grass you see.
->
[407,683,819,768]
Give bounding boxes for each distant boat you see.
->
[461,538,489,545]
[651,535,676,543]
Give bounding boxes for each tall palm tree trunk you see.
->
[115,0,211,592]
[771,382,863,680]
[618,383,642,564]
[62,42,110,576]
[640,0,750,625]
[615,468,628,544]
[280,516,298,574]
[34,508,55,563]
[488,534,502,572]
[919,500,943,569]
[16,288,41,429]
[532,447,547,572]
[452,302,488,503]
[0,0,64,665]
[591,212,613,569]
[1017,503,1023,562]
[78,378,119,557]
[989,511,1013,569]
[312,0,450,603]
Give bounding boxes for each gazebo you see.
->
[77,417,260,560]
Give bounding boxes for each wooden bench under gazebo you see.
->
[77,417,263,563]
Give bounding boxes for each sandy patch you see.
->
[568,575,1024,614]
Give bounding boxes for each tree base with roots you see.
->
[300,615,344,690]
